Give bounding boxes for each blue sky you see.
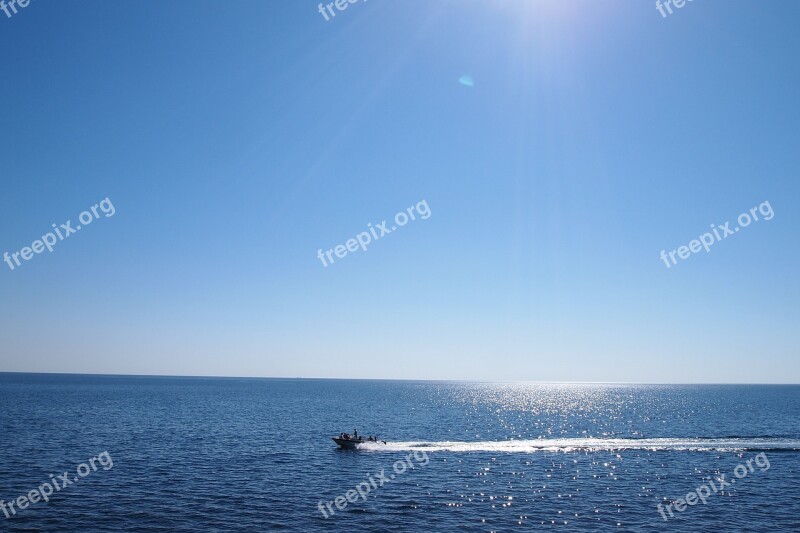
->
[1,0,798,382]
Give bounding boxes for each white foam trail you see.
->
[355,438,800,453]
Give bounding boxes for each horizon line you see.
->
[0,371,797,385]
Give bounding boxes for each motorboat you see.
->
[332,433,386,449]
[332,436,365,449]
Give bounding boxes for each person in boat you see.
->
[353,429,358,440]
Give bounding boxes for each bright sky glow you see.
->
[1,0,798,382]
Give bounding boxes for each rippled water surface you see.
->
[1,375,799,531]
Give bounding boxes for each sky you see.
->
[0,0,798,382]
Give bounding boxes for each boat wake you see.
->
[355,437,800,453]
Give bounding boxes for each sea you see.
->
[0,374,798,532]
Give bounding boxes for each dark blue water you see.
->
[1,375,799,532]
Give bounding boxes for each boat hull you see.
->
[332,437,364,450]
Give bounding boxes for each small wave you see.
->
[355,438,800,453]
